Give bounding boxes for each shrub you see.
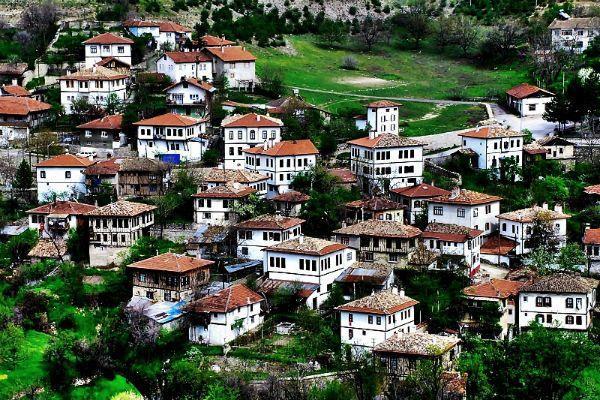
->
[341,55,358,70]
[349,6,357,15]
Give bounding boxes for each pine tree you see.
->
[13,159,33,191]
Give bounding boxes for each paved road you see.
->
[489,104,558,139]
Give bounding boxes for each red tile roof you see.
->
[583,228,600,245]
[221,113,283,128]
[95,56,131,68]
[127,252,213,273]
[59,66,129,81]
[458,126,523,139]
[83,158,120,175]
[235,214,304,230]
[464,279,524,299]
[422,223,483,243]
[192,182,256,198]
[480,235,517,255]
[585,184,600,196]
[1,84,30,97]
[243,139,319,157]
[204,46,256,62]
[329,168,357,184]
[271,190,310,203]
[77,114,123,131]
[0,96,51,116]
[391,183,451,199]
[346,197,402,212]
[187,284,263,313]
[506,83,554,99]
[27,200,97,215]
[201,34,235,46]
[348,133,422,149]
[133,113,200,127]
[83,33,134,45]
[497,206,570,223]
[164,51,211,63]
[367,100,401,108]
[164,77,215,92]
[429,188,502,205]
[36,154,95,168]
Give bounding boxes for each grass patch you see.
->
[69,375,140,400]
[229,334,311,364]
[403,104,488,136]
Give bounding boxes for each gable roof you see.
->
[59,65,128,81]
[458,126,523,139]
[536,136,574,146]
[346,197,403,212]
[27,200,97,215]
[192,182,256,198]
[463,279,524,299]
[86,200,157,217]
[264,236,347,256]
[0,62,28,76]
[124,19,192,32]
[367,100,401,108]
[164,77,215,92]
[391,183,451,199]
[497,206,570,223]
[271,190,310,203]
[95,56,131,68]
[133,113,200,127]
[583,228,600,245]
[335,262,392,285]
[119,158,170,172]
[422,223,483,243]
[28,239,68,259]
[333,220,422,239]
[585,184,600,196]
[521,273,598,294]
[429,188,502,205]
[200,34,235,46]
[0,96,51,116]
[77,114,123,131]
[196,168,268,184]
[187,284,263,313]
[243,139,319,157]
[480,235,517,256]
[36,154,95,168]
[506,83,554,99]
[1,84,30,97]
[548,17,600,29]
[373,332,460,356]
[328,168,357,184]
[164,51,212,63]
[221,113,283,128]
[204,46,256,62]
[347,133,422,149]
[83,158,120,175]
[235,214,304,230]
[336,289,418,315]
[127,252,213,273]
[83,32,134,45]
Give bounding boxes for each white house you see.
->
[221,113,283,170]
[584,228,600,274]
[336,288,418,351]
[263,235,355,309]
[390,183,451,225]
[204,46,257,90]
[461,279,524,340]
[123,20,192,49]
[518,274,598,331]
[364,100,401,136]
[83,33,134,68]
[156,51,213,83]
[196,167,269,197]
[235,214,304,260]
[26,200,97,240]
[243,139,319,197]
[59,66,128,115]
[506,83,554,117]
[458,126,524,172]
[0,97,51,146]
[192,182,256,226]
[427,187,502,236]
[135,113,208,162]
[36,154,95,202]
[348,132,424,194]
[164,77,216,117]
[497,204,570,255]
[188,284,264,345]
[422,223,483,277]
[344,197,405,225]
[548,16,600,53]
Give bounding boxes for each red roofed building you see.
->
[165,77,217,118]
[157,51,213,83]
[506,83,554,117]
[187,284,264,345]
[27,200,97,240]
[391,183,451,224]
[584,227,600,273]
[0,96,51,131]
[127,252,213,302]
[243,139,319,197]
[479,235,518,266]
[204,46,257,90]
[1,84,30,97]
[272,190,310,217]
[124,19,192,48]
[77,114,125,150]
[200,34,235,47]
[83,33,134,67]
[193,182,256,226]
[458,125,524,172]
[345,197,404,224]
[35,154,96,202]
[584,184,600,197]
[236,214,304,260]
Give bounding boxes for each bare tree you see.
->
[125,306,160,347]
[485,20,525,59]
[19,0,59,48]
[403,1,432,49]
[433,15,459,50]
[452,16,480,57]
[358,15,383,52]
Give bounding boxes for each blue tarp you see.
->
[159,153,181,164]
[224,260,261,274]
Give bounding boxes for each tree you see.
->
[433,15,459,50]
[259,66,286,98]
[526,247,556,275]
[19,0,59,51]
[318,19,347,47]
[499,156,521,183]
[557,243,587,273]
[453,16,480,57]
[479,20,524,63]
[44,332,77,391]
[384,358,448,400]
[357,15,382,51]
[544,92,576,133]
[203,382,240,400]
[12,159,33,193]
[402,1,431,49]
[527,212,561,254]
[105,92,124,115]
[66,227,89,263]
[532,176,570,206]
[0,323,24,368]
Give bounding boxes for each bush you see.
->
[341,55,358,70]
[19,260,56,281]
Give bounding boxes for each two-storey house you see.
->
[235,214,304,260]
[422,223,483,277]
[59,66,128,114]
[461,279,524,340]
[27,200,97,240]
[196,167,268,197]
[135,113,208,162]
[336,288,418,351]
[124,20,192,49]
[272,190,310,217]
[221,113,283,169]
[187,284,263,345]
[548,16,600,53]
[390,183,451,224]
[0,96,51,142]
[86,200,157,267]
[458,126,524,173]
[127,252,213,302]
[584,227,600,274]
[497,204,570,255]
[427,187,502,236]
[344,197,404,225]
[530,136,576,169]
[518,274,598,331]
[354,100,401,135]
[165,77,216,117]
[262,235,355,309]
[506,83,554,117]
[116,158,171,198]
[76,114,125,150]
[193,182,256,225]
[243,139,319,197]
[83,33,133,68]
[36,154,95,202]
[204,46,257,90]
[332,220,421,266]
[156,51,213,83]
[335,261,394,300]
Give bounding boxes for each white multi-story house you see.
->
[192,182,256,226]
[243,139,319,197]
[204,46,257,90]
[348,131,424,194]
[196,167,269,197]
[221,113,283,170]
[427,187,502,236]
[358,100,401,136]
[135,113,208,162]
[36,154,95,202]
[390,183,451,224]
[164,77,216,117]
[263,235,355,309]
[27,200,97,240]
[584,227,600,274]
[86,200,157,267]
[524,136,576,169]
[422,223,483,277]
[497,204,570,256]
[336,288,418,351]
[458,126,524,172]
[188,284,264,345]
[83,33,134,68]
[518,274,598,331]
[506,83,554,117]
[548,16,600,53]
[59,66,128,114]
[235,214,304,260]
[156,51,213,83]
[123,20,192,49]
[461,279,524,340]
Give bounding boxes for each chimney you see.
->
[554,204,563,213]
[92,66,97,73]
[368,129,377,140]
[298,234,304,244]
[221,46,224,53]
[262,141,268,150]
[11,78,17,86]
[292,88,299,97]
[450,187,460,199]
[542,202,549,210]
[399,288,405,297]
[391,286,398,295]
[585,223,591,231]
[256,114,261,121]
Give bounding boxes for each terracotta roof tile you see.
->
[1,84,30,97]
[334,220,421,239]
[28,239,68,259]
[264,236,347,256]
[583,228,600,245]
[271,190,310,203]
[195,168,268,184]
[235,214,304,230]
[164,51,211,63]
[221,113,283,128]
[367,100,402,108]
[36,154,95,168]
[335,262,392,285]
[521,273,598,294]
[480,235,517,255]
[585,184,600,196]
[124,19,191,32]
[0,62,28,76]
[463,279,524,299]
[548,17,600,29]
[373,332,460,356]
[422,223,483,243]
[59,65,129,81]
[258,279,318,298]
[164,77,215,92]
[133,113,201,127]
[523,141,548,155]
[0,96,51,116]
[328,168,357,184]
[506,83,554,99]
[336,290,418,315]
[536,136,573,146]
[348,133,422,149]
[192,182,256,198]
[77,114,123,130]
[429,188,502,205]
[187,284,262,313]
[391,183,450,198]
[83,33,134,45]
[346,197,402,212]
[86,200,157,216]
[27,200,97,215]
[201,34,235,46]
[95,56,131,68]
[497,206,570,223]
[243,139,319,157]
[458,125,523,139]
[127,252,213,273]
[118,158,170,172]
[204,46,256,62]
[84,158,120,175]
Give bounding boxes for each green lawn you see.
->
[70,375,140,400]
[403,104,488,136]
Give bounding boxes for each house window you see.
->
[90,46,97,53]
[368,315,373,324]
[535,314,544,323]
[457,208,465,218]
[40,171,46,178]
[376,316,381,325]
[528,104,536,111]
[566,298,573,308]
[576,316,583,325]
[118,46,124,54]
[389,254,398,262]
[65,171,71,178]
[433,206,443,216]
[348,329,353,339]
[566,315,574,324]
